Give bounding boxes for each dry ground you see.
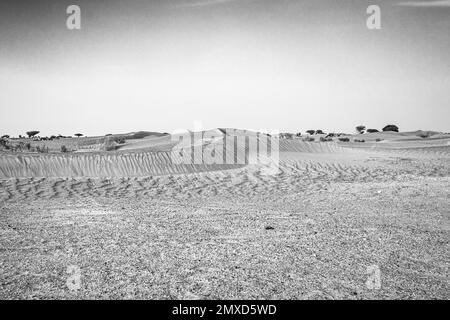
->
[0,133,449,299]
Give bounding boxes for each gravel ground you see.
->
[1,175,448,299]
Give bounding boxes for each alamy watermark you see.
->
[169,123,280,175]
[66,5,81,30]
[367,5,381,30]
[366,264,381,290]
[66,4,381,31]
[66,264,81,292]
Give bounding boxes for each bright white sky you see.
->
[0,0,449,136]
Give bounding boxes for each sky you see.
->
[0,0,449,136]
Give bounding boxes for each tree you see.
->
[1,135,10,139]
[382,125,399,132]
[366,129,379,133]
[295,132,302,137]
[74,133,84,138]
[306,130,315,135]
[356,125,366,134]
[26,131,40,138]
[315,130,324,135]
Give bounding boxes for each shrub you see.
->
[366,129,379,133]
[61,145,68,153]
[320,137,332,142]
[356,125,366,134]
[382,125,399,132]
[417,131,432,138]
[38,146,49,153]
[306,130,315,135]
[315,130,324,135]
[304,136,315,142]
[114,137,126,144]
[103,137,119,151]
[354,139,365,143]
[338,137,350,142]
[295,132,302,137]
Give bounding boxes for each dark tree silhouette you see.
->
[26,131,40,138]
[306,130,315,135]
[74,133,84,138]
[382,125,399,132]
[315,130,324,135]
[366,129,379,133]
[356,125,366,134]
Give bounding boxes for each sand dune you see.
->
[1,130,449,180]
[1,129,449,299]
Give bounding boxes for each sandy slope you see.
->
[0,131,449,299]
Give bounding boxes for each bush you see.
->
[320,137,332,142]
[354,139,365,143]
[356,125,366,134]
[114,137,126,144]
[382,125,399,132]
[103,137,119,151]
[315,130,324,135]
[338,137,350,142]
[366,129,379,133]
[304,136,315,142]
[61,145,68,153]
[417,132,432,138]
[281,133,294,139]
[306,130,315,135]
